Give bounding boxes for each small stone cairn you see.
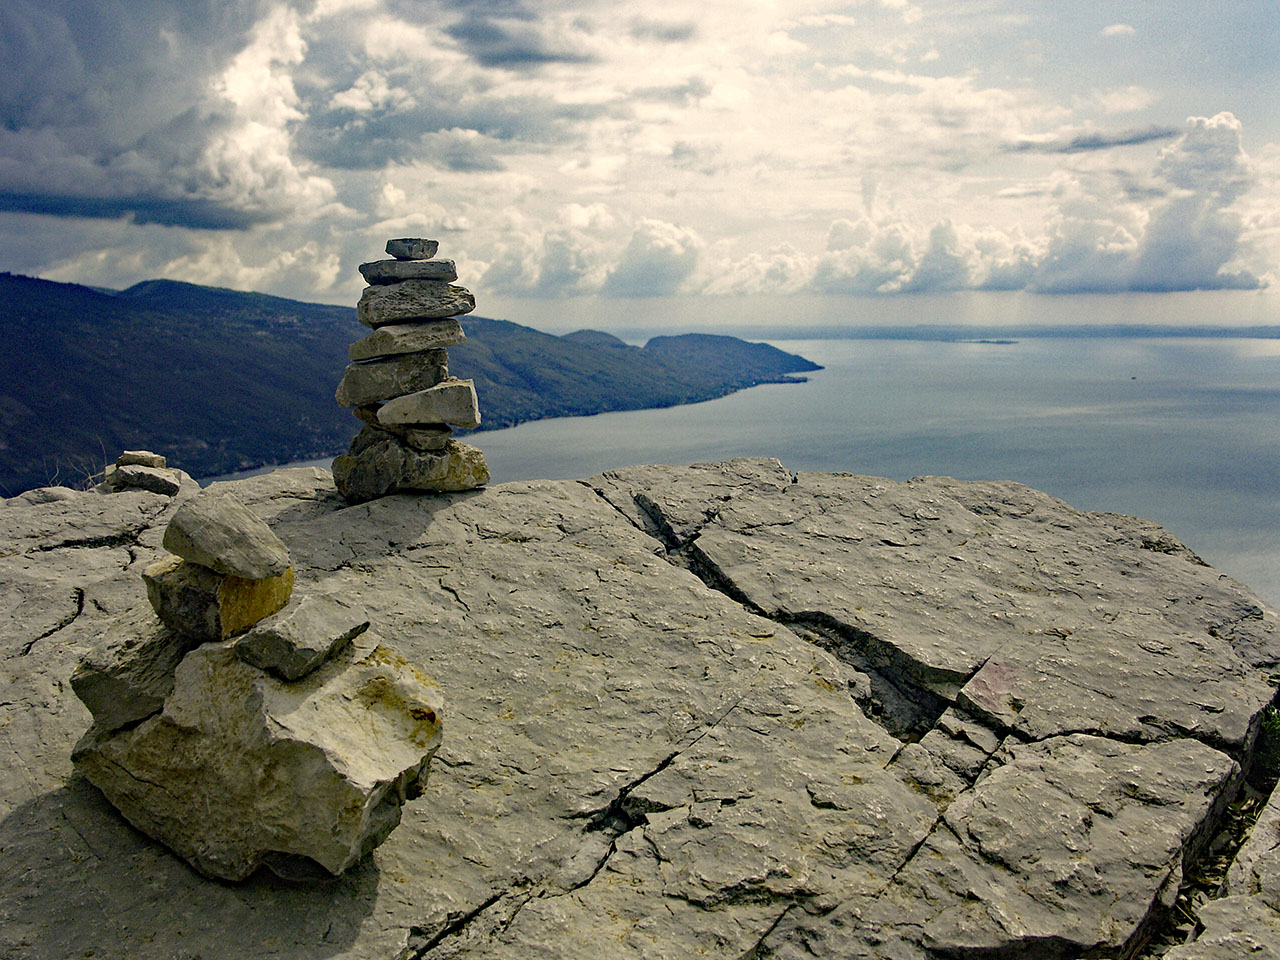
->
[96,449,188,497]
[332,238,490,503]
[71,490,444,881]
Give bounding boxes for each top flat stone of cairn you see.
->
[162,492,291,580]
[359,259,457,285]
[117,450,167,468]
[386,238,438,260]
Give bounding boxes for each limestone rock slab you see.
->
[1162,777,1280,959]
[377,377,480,428]
[234,594,370,681]
[594,464,1280,752]
[143,554,294,642]
[760,734,1238,959]
[1164,894,1280,959]
[72,632,443,880]
[335,350,449,408]
[386,238,439,260]
[3,459,1279,960]
[162,492,291,579]
[356,281,475,328]
[348,319,466,362]
[359,258,457,284]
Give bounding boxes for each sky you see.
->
[2,0,1279,329]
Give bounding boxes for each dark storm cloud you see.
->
[299,92,611,171]
[0,0,293,229]
[0,193,272,229]
[634,77,712,104]
[443,5,595,69]
[1009,125,1180,154]
[629,17,698,43]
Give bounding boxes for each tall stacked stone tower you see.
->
[332,238,490,503]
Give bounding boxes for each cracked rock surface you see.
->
[1,459,1277,959]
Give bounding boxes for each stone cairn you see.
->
[332,238,490,503]
[71,490,444,881]
[96,449,187,497]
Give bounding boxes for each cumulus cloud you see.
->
[689,115,1266,297]
[601,220,704,298]
[1101,23,1136,38]
[701,243,812,295]
[1,1,1275,307]
[0,0,335,229]
[1127,113,1260,290]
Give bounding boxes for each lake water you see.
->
[264,337,1280,609]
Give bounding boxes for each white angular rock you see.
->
[163,493,291,579]
[386,238,438,260]
[356,281,475,328]
[359,259,457,285]
[377,378,480,429]
[348,319,466,362]
[334,350,449,408]
[72,632,444,881]
[234,594,371,681]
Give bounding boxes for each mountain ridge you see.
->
[0,273,818,494]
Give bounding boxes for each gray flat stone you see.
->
[234,594,370,681]
[334,350,449,408]
[97,463,186,496]
[356,281,475,328]
[376,377,480,429]
[359,259,457,285]
[386,238,439,260]
[348,319,466,362]
[162,492,291,579]
[332,437,488,503]
[593,464,1279,751]
[70,606,200,733]
[1164,894,1280,959]
[349,420,452,453]
[116,451,166,468]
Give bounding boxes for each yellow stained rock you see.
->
[143,554,294,642]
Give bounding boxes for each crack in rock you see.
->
[403,890,510,958]
[18,587,85,656]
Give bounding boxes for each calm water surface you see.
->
[473,338,1280,608]
[265,337,1280,608]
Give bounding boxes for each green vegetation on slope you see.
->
[0,274,818,494]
